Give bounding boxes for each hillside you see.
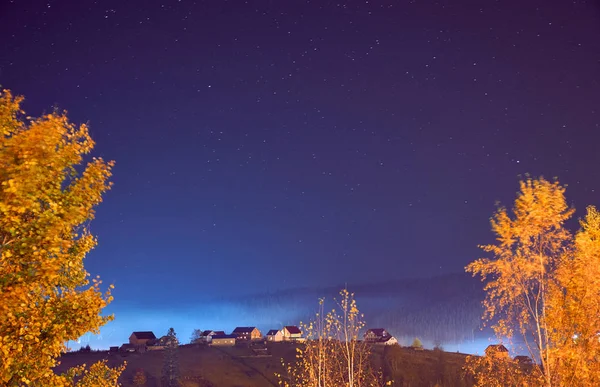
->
[56,343,475,387]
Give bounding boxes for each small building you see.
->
[282,326,303,341]
[129,331,157,346]
[266,329,283,342]
[265,329,283,342]
[364,328,391,342]
[232,327,262,341]
[201,330,215,341]
[199,330,226,343]
[109,346,119,353]
[210,334,237,346]
[485,344,509,359]
[374,336,399,346]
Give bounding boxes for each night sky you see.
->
[1,0,599,347]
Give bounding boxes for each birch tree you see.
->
[278,289,387,387]
[466,177,600,386]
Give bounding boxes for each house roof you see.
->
[366,328,387,337]
[201,330,226,336]
[212,334,237,339]
[266,330,280,336]
[131,331,156,340]
[284,326,302,334]
[486,344,509,352]
[233,327,256,333]
[379,336,396,343]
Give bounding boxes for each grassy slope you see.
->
[376,346,475,387]
[56,343,475,387]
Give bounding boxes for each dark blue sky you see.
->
[1,0,599,345]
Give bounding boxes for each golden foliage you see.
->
[465,177,600,386]
[464,354,542,387]
[64,360,126,387]
[277,289,389,387]
[547,206,600,385]
[0,90,123,385]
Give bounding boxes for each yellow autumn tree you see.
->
[465,177,572,386]
[278,289,387,387]
[64,360,126,387]
[548,206,600,385]
[463,352,542,387]
[0,90,123,385]
[465,177,600,386]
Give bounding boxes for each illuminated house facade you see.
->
[232,326,262,341]
[364,328,390,342]
[266,329,283,342]
[210,334,237,346]
[200,330,225,343]
[282,326,303,341]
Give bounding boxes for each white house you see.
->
[266,329,283,342]
[232,327,262,341]
[374,336,399,346]
[200,330,225,343]
[282,326,303,341]
[364,328,398,346]
[364,328,390,342]
[210,334,236,347]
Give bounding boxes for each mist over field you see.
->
[73,273,499,355]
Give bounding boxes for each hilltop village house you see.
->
[128,331,157,352]
[129,331,157,346]
[364,328,398,346]
[282,326,303,342]
[129,331,156,352]
[376,336,399,346]
[232,327,262,341]
[210,334,237,346]
[364,328,390,342]
[199,330,226,343]
[266,329,283,342]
